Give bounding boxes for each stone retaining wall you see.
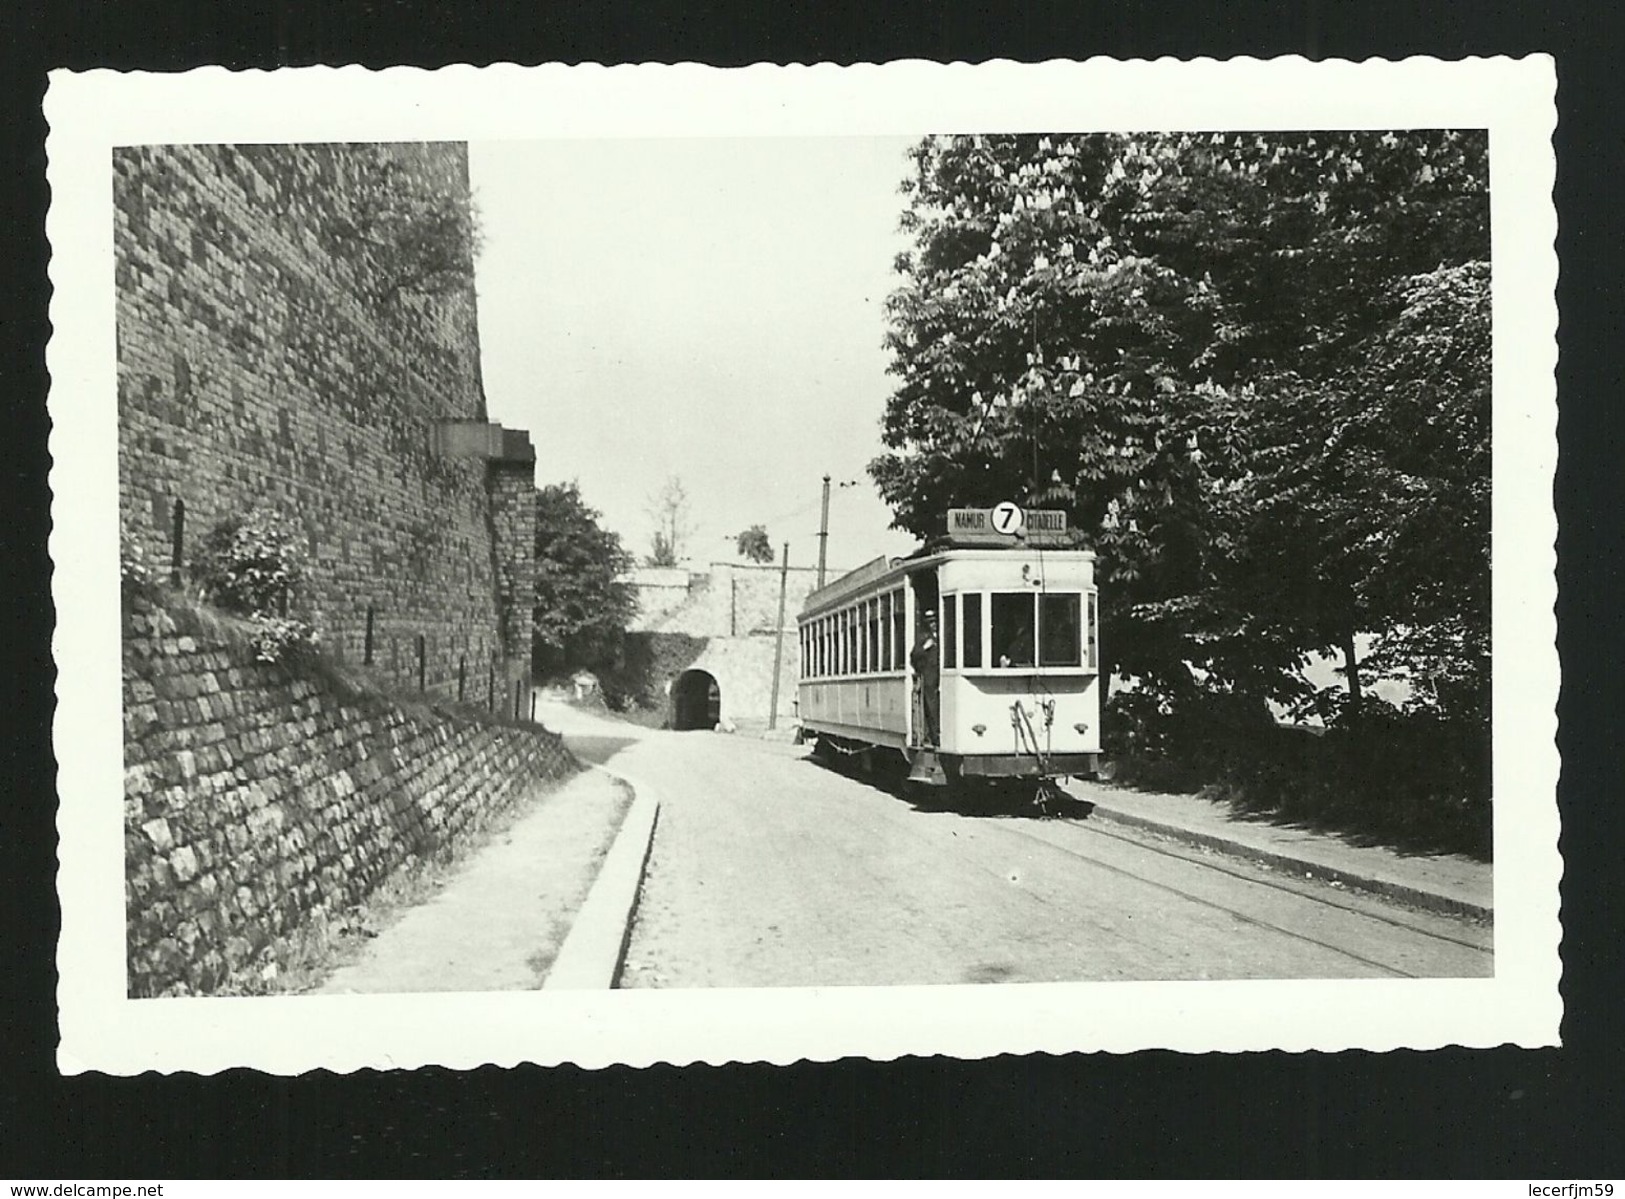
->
[123,591,576,997]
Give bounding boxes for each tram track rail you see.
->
[1055,810,1492,950]
[805,747,1491,978]
[990,811,1491,977]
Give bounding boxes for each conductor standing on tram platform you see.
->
[911,608,941,747]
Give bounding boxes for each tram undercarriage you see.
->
[806,729,1100,813]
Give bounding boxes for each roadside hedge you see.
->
[1103,691,1491,860]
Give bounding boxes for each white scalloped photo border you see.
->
[45,57,1560,1074]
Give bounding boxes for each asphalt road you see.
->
[545,703,1492,989]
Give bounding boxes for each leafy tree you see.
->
[532,483,636,679]
[646,476,691,567]
[873,131,1490,722]
[736,524,774,564]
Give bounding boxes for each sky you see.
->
[468,136,924,576]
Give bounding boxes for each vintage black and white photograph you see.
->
[47,59,1559,1071]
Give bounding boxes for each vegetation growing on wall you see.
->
[319,143,485,306]
[193,508,320,663]
[597,632,708,717]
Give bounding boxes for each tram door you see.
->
[908,570,940,748]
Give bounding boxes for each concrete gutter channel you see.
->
[543,760,1489,990]
[542,764,660,990]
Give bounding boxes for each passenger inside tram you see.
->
[993,592,1036,668]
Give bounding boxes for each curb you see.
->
[542,765,661,989]
[1080,800,1493,922]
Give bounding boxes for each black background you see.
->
[4,0,1620,1179]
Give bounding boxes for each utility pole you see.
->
[817,473,831,588]
[768,541,790,731]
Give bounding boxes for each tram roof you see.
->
[799,536,1096,618]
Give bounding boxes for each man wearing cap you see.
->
[910,608,941,747]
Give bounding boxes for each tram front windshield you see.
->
[990,591,1083,669]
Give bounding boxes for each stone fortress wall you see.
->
[114,142,534,710]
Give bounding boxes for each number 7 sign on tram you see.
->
[991,501,1024,536]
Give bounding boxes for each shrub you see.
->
[245,614,322,665]
[194,508,319,663]
[195,508,307,614]
[1102,684,1490,859]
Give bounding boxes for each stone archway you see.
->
[671,668,721,731]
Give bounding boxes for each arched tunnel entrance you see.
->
[671,668,722,731]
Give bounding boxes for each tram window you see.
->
[892,591,905,670]
[943,594,958,669]
[846,608,857,675]
[1087,591,1098,670]
[879,593,891,670]
[867,600,879,673]
[992,592,1036,668]
[962,593,983,667]
[1040,593,1082,667]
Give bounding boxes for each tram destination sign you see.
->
[946,506,1072,546]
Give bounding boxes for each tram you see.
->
[796,504,1102,795]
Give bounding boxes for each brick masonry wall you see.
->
[123,591,576,997]
[488,458,538,716]
[113,142,528,701]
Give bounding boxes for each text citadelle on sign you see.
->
[947,507,1067,536]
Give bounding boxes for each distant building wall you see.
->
[628,560,823,636]
[624,566,696,631]
[113,142,534,704]
[683,632,801,727]
[618,560,824,724]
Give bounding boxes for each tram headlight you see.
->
[1073,722,1089,735]
[971,723,987,736]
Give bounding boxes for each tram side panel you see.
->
[800,674,908,748]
